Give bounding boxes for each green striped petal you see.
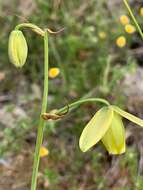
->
[102,112,126,155]
[112,106,143,127]
[79,106,113,152]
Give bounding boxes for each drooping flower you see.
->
[120,15,129,25]
[79,105,143,155]
[8,30,28,67]
[40,146,49,157]
[125,24,136,34]
[116,36,126,48]
[49,67,60,78]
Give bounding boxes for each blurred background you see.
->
[0,0,143,189]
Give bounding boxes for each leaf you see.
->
[102,112,126,155]
[112,106,143,127]
[79,106,113,152]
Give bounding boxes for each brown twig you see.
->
[41,105,69,120]
[46,27,65,34]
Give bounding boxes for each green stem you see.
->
[102,56,111,88]
[123,0,143,40]
[56,98,110,114]
[15,23,44,36]
[31,31,49,190]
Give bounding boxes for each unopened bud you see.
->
[8,30,28,68]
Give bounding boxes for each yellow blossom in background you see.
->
[125,24,136,34]
[98,31,107,39]
[116,36,126,48]
[120,15,129,25]
[49,67,60,78]
[140,7,143,16]
[40,146,49,157]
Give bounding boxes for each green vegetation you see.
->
[1,0,143,190]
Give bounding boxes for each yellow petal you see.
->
[40,146,49,157]
[125,24,136,34]
[49,67,60,78]
[102,112,126,155]
[120,15,129,25]
[116,36,126,48]
[112,106,143,127]
[140,7,143,17]
[79,106,113,152]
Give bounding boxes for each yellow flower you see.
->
[120,15,129,25]
[79,105,143,155]
[125,24,136,34]
[140,7,143,16]
[40,146,49,157]
[98,32,107,39]
[49,67,60,78]
[116,36,126,48]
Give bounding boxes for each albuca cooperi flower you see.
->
[79,106,143,154]
[8,30,28,67]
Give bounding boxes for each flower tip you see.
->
[108,146,126,155]
[79,140,88,152]
[80,147,87,153]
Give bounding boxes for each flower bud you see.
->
[8,30,28,68]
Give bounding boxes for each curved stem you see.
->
[31,31,49,190]
[15,23,44,36]
[56,98,110,114]
[123,0,143,40]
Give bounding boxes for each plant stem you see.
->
[15,23,44,36]
[123,0,143,40]
[102,56,111,88]
[56,98,110,114]
[31,31,49,190]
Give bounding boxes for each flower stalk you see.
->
[31,31,49,190]
[56,98,110,114]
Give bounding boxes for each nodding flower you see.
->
[79,106,143,154]
[8,30,28,68]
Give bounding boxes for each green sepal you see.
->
[112,106,143,127]
[79,106,113,152]
[102,112,126,155]
[8,30,28,68]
